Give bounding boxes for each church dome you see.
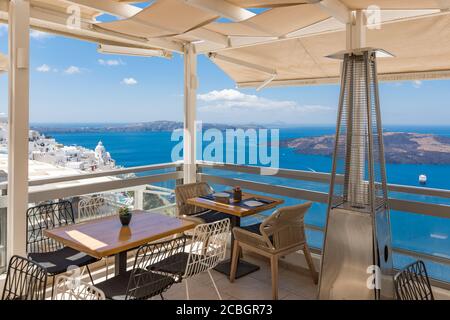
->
[95,141,106,154]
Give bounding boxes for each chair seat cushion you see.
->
[148,252,203,277]
[240,223,262,234]
[28,247,99,275]
[95,269,175,300]
[196,210,230,224]
[240,223,273,242]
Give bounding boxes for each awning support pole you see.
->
[183,43,198,183]
[346,10,366,50]
[7,0,30,258]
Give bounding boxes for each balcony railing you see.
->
[0,160,449,290]
[197,161,450,288]
[0,162,182,273]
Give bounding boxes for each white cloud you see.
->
[36,64,51,73]
[197,89,331,113]
[64,66,81,75]
[412,80,422,88]
[121,77,138,85]
[30,30,53,40]
[98,59,124,66]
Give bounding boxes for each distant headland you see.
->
[32,120,264,133]
[281,132,450,165]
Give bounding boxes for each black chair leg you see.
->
[50,275,56,300]
[86,266,95,285]
[160,294,165,300]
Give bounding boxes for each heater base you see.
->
[319,208,393,300]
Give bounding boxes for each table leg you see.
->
[214,215,260,279]
[115,251,127,276]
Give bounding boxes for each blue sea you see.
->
[43,126,450,281]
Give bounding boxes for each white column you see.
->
[7,0,30,258]
[183,43,198,184]
[346,10,366,51]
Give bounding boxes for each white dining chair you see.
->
[53,275,105,300]
[149,218,230,300]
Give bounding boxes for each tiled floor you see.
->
[55,250,317,301]
[50,254,450,300]
[160,254,318,300]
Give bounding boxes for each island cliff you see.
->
[282,132,450,164]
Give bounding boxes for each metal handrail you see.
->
[198,173,450,219]
[0,161,182,190]
[29,171,181,203]
[197,161,450,199]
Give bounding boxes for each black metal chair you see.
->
[394,260,434,300]
[26,201,99,297]
[95,236,187,300]
[2,255,48,300]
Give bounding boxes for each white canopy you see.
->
[210,12,450,87]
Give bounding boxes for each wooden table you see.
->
[187,192,284,279]
[44,211,196,276]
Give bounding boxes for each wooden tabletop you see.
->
[187,192,284,218]
[43,211,195,259]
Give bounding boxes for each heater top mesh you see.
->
[331,52,388,213]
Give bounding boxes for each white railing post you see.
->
[133,186,145,210]
[183,43,198,184]
[7,0,30,258]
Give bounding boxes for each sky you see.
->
[0,26,450,126]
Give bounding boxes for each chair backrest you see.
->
[184,219,230,278]
[27,201,75,254]
[126,236,187,300]
[260,202,311,251]
[174,182,213,216]
[2,255,48,300]
[77,196,119,222]
[53,275,105,300]
[394,260,434,300]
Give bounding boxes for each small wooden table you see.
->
[44,211,196,276]
[187,192,284,279]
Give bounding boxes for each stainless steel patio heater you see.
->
[318,49,394,300]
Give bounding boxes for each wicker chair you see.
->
[26,201,99,298]
[77,196,119,222]
[2,255,48,300]
[394,260,434,300]
[175,182,229,224]
[53,275,105,300]
[95,236,187,300]
[149,219,230,300]
[230,202,318,300]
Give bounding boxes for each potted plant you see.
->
[118,206,132,226]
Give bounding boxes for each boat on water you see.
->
[419,174,427,185]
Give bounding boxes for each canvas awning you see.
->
[210,12,450,87]
[95,0,218,39]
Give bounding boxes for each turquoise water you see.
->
[45,126,450,189]
[45,126,450,281]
